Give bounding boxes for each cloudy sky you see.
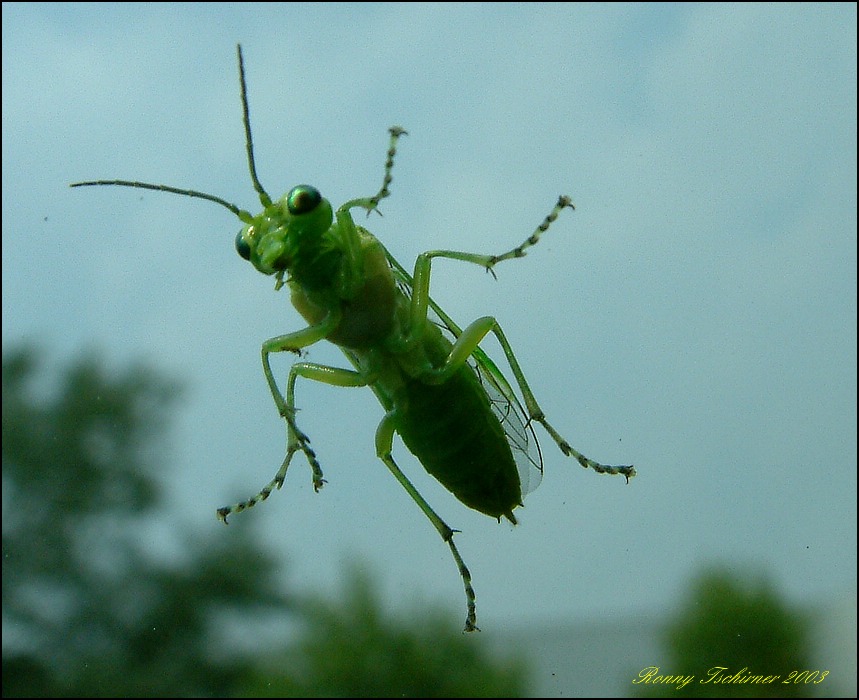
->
[3,0,855,647]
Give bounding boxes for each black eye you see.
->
[287,185,321,215]
[235,231,251,260]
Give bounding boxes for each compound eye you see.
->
[287,185,321,215]
[235,230,251,260]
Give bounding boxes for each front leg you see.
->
[218,358,368,523]
[261,311,341,418]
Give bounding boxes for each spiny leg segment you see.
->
[217,360,369,523]
[486,195,575,269]
[216,411,317,524]
[368,126,408,211]
[339,126,408,218]
[410,196,576,281]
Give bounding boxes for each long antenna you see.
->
[68,179,246,219]
[70,45,272,224]
[237,44,271,208]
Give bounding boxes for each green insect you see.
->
[72,45,635,631]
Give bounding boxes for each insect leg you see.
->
[485,195,575,268]
[260,314,341,412]
[219,315,342,522]
[422,312,635,480]
[375,411,479,632]
[406,196,576,285]
[369,126,408,210]
[217,361,368,523]
[256,326,331,484]
[471,319,634,479]
[339,126,408,216]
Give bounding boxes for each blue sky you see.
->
[3,0,856,643]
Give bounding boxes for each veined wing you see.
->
[383,247,544,496]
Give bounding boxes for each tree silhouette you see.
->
[245,564,530,697]
[635,565,813,698]
[2,346,294,697]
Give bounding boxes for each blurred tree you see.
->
[2,345,294,697]
[635,565,813,698]
[2,346,532,697]
[245,565,531,698]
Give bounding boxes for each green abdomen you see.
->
[394,365,522,521]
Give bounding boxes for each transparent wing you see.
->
[384,247,543,496]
